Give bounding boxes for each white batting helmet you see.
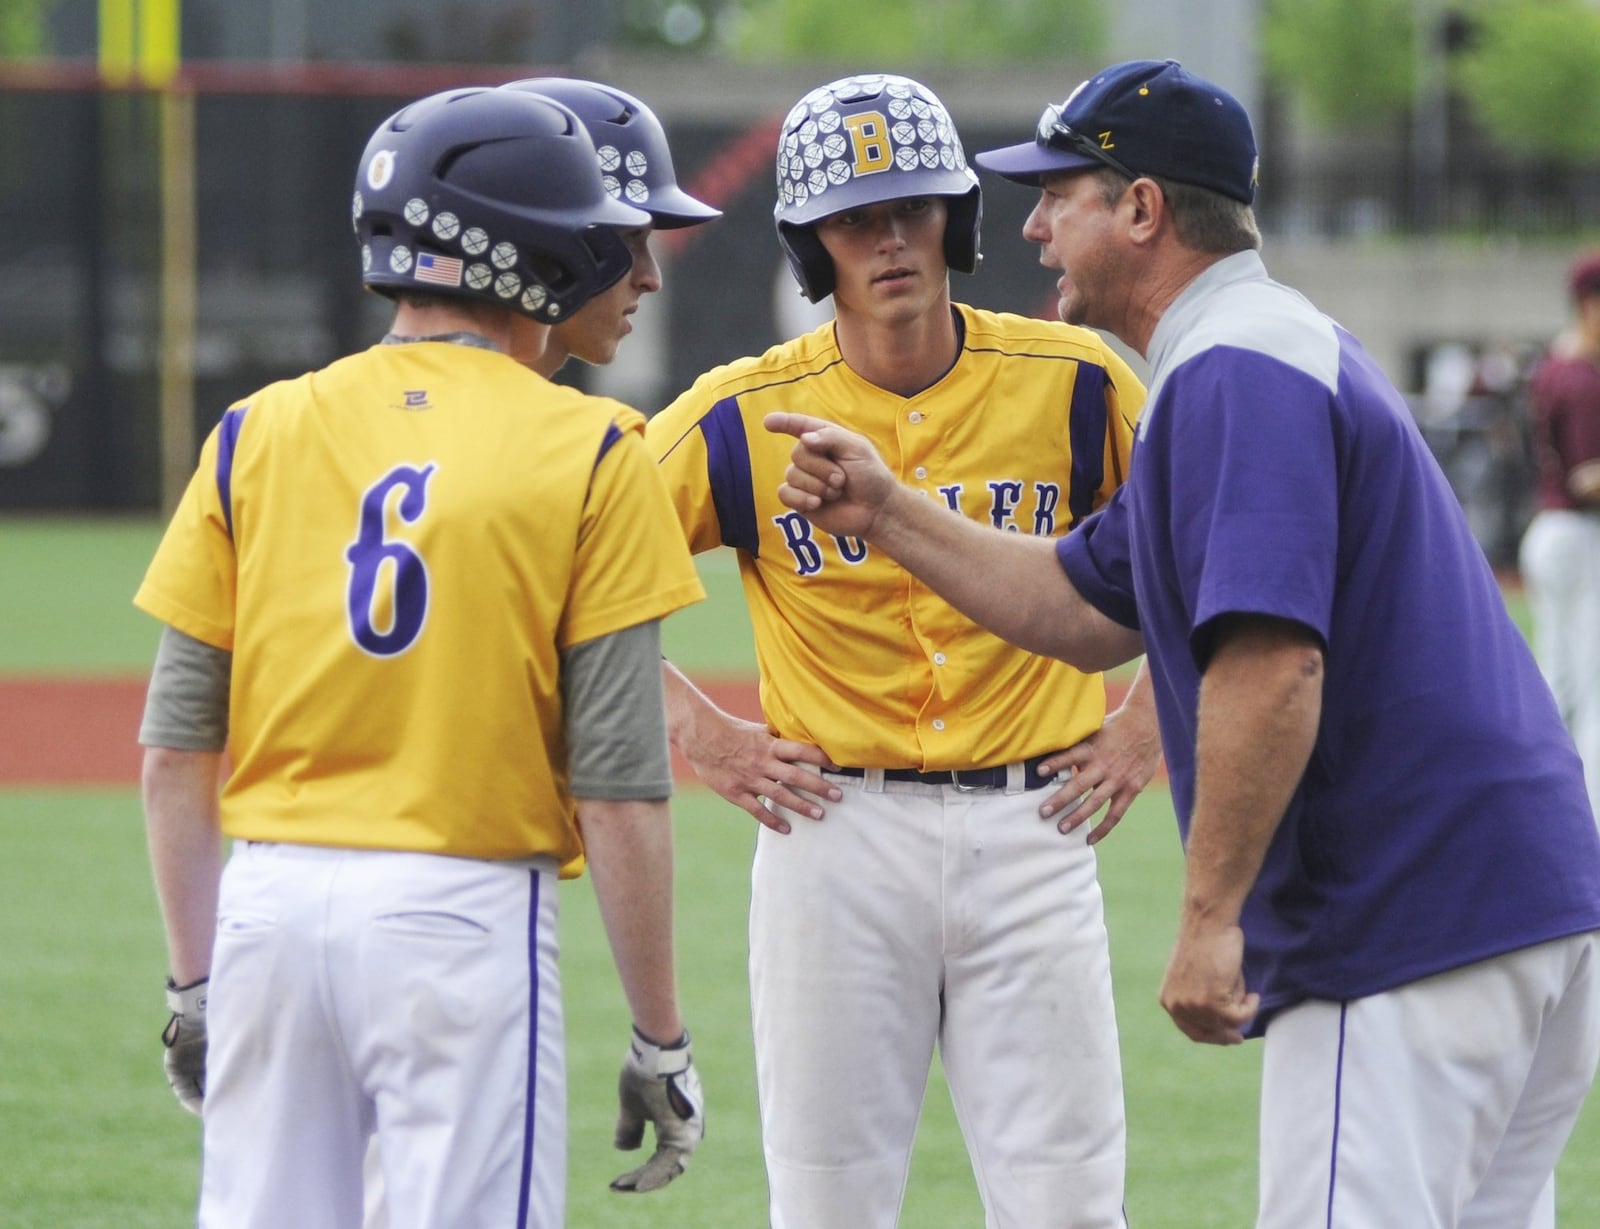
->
[773,73,982,302]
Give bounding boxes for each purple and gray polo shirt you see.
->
[1059,251,1600,1031]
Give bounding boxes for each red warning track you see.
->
[0,675,766,787]
[0,676,1133,788]
[0,677,151,786]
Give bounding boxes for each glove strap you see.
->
[630,1025,691,1077]
[165,976,209,1019]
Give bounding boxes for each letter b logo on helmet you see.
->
[774,73,982,302]
[843,113,894,176]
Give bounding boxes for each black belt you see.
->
[831,754,1060,792]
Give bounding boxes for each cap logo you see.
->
[366,150,396,192]
[1098,131,1116,150]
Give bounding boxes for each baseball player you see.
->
[137,87,707,1229]
[1519,251,1600,822]
[498,77,721,379]
[772,59,1600,1229]
[645,73,1161,1229]
[355,78,722,1229]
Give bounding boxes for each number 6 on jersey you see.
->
[345,462,436,656]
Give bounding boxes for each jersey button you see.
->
[914,466,928,480]
[908,411,924,423]
[932,718,946,731]
[933,652,946,665]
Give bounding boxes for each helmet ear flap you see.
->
[943,186,983,275]
[777,222,835,303]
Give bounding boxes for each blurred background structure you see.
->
[4,0,1600,568]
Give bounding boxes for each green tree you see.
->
[1455,0,1600,163]
[720,0,1104,64]
[1262,0,1417,130]
[0,0,51,56]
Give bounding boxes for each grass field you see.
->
[1,516,1593,1227]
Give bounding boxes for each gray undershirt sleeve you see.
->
[562,620,673,801]
[139,625,232,751]
[139,615,670,795]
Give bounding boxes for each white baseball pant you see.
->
[1257,930,1600,1228]
[1520,508,1600,823]
[199,841,565,1229]
[754,772,1127,1229]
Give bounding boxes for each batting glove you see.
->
[161,976,208,1116]
[610,1026,705,1194]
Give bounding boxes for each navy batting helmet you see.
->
[500,78,721,229]
[774,73,982,302]
[353,87,652,323]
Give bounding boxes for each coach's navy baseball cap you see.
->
[974,59,1259,204]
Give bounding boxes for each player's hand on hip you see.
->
[1158,922,1259,1045]
[160,975,209,1115]
[1039,699,1163,844]
[610,1026,705,1194]
[765,412,895,539]
[680,710,839,832]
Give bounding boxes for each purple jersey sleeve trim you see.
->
[215,405,249,539]
[699,396,760,555]
[595,422,624,468]
[1066,365,1108,529]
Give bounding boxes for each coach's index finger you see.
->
[763,410,836,441]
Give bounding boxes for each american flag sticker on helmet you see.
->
[414,252,464,287]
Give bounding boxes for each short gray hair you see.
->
[1091,167,1260,254]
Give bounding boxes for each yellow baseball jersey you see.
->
[647,305,1144,770]
[136,340,704,863]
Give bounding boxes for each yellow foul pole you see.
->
[141,0,197,516]
[99,0,136,84]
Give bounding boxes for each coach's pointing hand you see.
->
[766,412,898,539]
[610,1026,705,1194]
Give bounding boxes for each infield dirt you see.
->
[0,675,1135,787]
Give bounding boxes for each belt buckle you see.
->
[950,769,987,793]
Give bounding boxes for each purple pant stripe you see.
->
[1326,1001,1349,1228]
[515,870,542,1227]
